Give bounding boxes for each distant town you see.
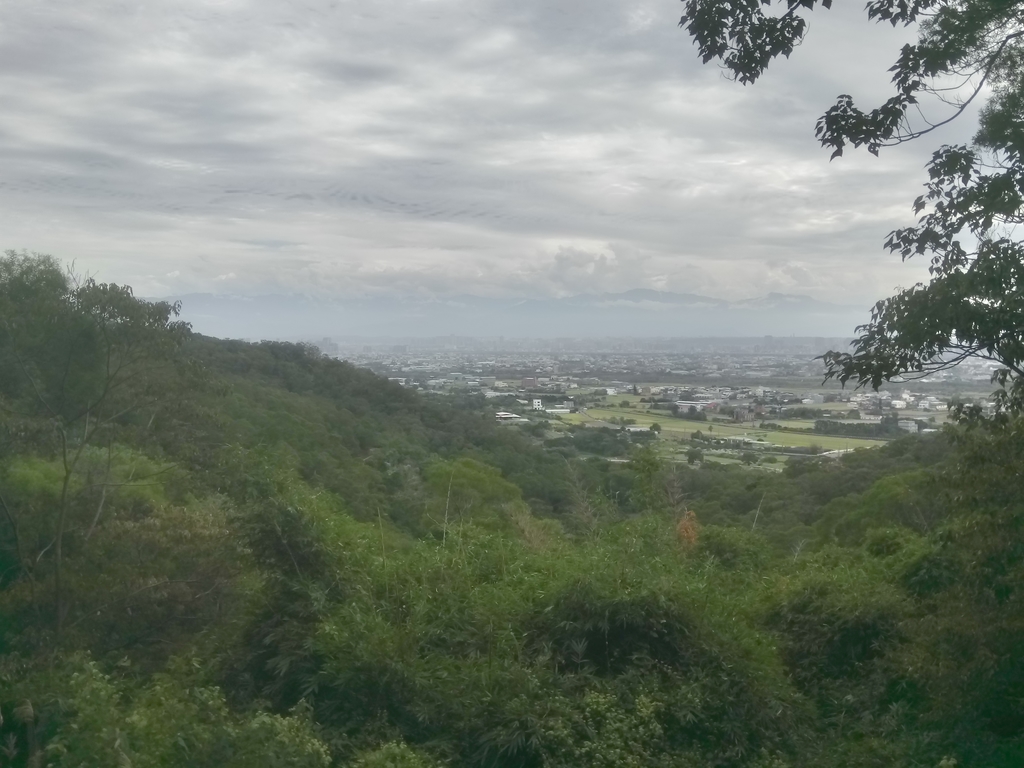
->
[300,336,999,470]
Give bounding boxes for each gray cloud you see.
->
[0,0,981,315]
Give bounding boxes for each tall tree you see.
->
[0,251,192,637]
[680,0,1024,412]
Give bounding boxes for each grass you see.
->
[557,412,589,425]
[578,407,888,451]
[771,418,818,429]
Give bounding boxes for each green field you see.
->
[578,407,889,451]
[768,418,818,429]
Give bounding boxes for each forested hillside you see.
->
[3,252,1024,767]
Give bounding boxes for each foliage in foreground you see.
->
[681,0,1024,412]
[3,253,1024,767]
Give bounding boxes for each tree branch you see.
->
[0,490,26,577]
[884,29,1024,147]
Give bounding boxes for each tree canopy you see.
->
[6,251,1024,765]
[680,0,1024,412]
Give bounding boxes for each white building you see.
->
[532,399,544,410]
[676,401,714,411]
[495,412,526,422]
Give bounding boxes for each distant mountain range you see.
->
[165,289,869,340]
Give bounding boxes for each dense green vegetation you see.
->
[4,252,1024,766]
[812,416,909,439]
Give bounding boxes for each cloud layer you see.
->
[0,0,979,312]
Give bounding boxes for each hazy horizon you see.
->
[169,286,869,340]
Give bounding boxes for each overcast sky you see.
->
[1,0,979,306]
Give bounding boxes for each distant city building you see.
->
[675,401,715,411]
[532,399,544,410]
[495,411,526,422]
